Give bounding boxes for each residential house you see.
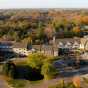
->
[12,42,29,56]
[80,25,88,36]
[56,38,80,56]
[56,38,80,48]
[80,36,88,51]
[33,38,80,56]
[0,41,13,52]
[33,45,58,56]
[0,41,34,57]
[0,37,82,57]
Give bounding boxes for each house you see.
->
[72,41,80,49]
[0,41,34,57]
[56,38,80,56]
[33,45,58,56]
[0,41,13,52]
[57,38,80,46]
[12,42,29,56]
[12,42,36,56]
[0,37,82,57]
[80,36,88,51]
[32,38,80,56]
[80,25,88,36]
[0,41,16,61]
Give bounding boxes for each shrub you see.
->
[41,62,58,80]
[27,53,59,80]
[27,53,46,69]
[3,61,16,78]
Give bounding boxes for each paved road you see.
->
[28,66,88,88]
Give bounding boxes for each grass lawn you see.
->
[29,79,43,85]
[0,64,3,74]
[6,78,43,88]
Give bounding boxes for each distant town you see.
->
[0,9,88,88]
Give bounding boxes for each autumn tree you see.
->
[72,26,81,37]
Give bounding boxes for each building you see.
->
[12,42,29,56]
[33,45,58,56]
[0,37,81,57]
[80,36,88,51]
[0,41,34,57]
[80,25,88,36]
[33,38,80,56]
[56,38,80,55]
[0,41,13,52]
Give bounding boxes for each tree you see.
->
[72,26,81,37]
[3,61,16,78]
[44,25,54,39]
[81,16,88,24]
[36,21,45,51]
[7,30,18,41]
[41,62,58,80]
[64,31,74,38]
[8,65,16,78]
[27,53,46,69]
[27,53,58,80]
[74,50,81,68]
[36,21,44,40]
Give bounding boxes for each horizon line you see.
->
[0,8,88,10]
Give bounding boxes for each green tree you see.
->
[36,21,44,40]
[27,53,46,69]
[36,21,45,51]
[41,62,58,80]
[3,61,16,78]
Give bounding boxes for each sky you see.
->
[0,0,88,9]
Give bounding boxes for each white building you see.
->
[72,41,80,49]
[80,36,88,51]
[12,42,35,56]
[57,38,80,50]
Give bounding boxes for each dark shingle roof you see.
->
[55,38,80,45]
[12,42,27,48]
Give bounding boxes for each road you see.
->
[1,58,88,88]
[28,66,88,88]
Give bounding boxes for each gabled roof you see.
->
[0,40,27,48]
[55,38,80,45]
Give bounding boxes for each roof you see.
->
[0,40,14,46]
[0,38,81,49]
[33,45,58,51]
[55,38,80,45]
[0,40,27,48]
[12,42,27,48]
